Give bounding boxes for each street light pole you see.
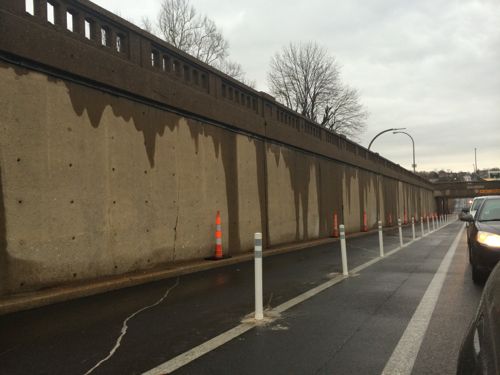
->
[393,131,416,173]
[368,128,406,150]
[474,148,478,174]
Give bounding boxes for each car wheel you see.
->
[472,264,484,285]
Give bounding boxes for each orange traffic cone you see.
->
[206,211,230,260]
[388,213,393,226]
[363,210,368,232]
[215,211,223,258]
[332,212,339,238]
[404,209,408,225]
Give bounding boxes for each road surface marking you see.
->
[84,278,180,375]
[381,224,465,375]
[143,221,457,375]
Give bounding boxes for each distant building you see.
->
[486,170,500,181]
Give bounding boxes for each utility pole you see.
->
[474,148,478,174]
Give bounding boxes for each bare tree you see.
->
[142,0,254,83]
[268,42,367,139]
[268,42,339,121]
[156,0,196,51]
[141,16,155,34]
[216,60,244,79]
[190,17,228,65]
[215,60,256,88]
[145,0,228,65]
[321,86,368,139]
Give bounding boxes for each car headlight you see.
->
[477,231,500,247]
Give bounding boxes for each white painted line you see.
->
[143,222,459,375]
[381,224,465,375]
[273,274,346,313]
[142,323,256,375]
[142,271,347,375]
[85,278,180,375]
[351,240,411,274]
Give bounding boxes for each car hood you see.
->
[477,221,500,234]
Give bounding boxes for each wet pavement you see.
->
[0,221,482,375]
[174,221,481,375]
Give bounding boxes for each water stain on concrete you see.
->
[0,166,7,294]
[254,139,269,248]
[65,81,179,168]
[185,122,241,255]
[268,145,312,241]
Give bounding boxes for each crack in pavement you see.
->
[0,344,21,358]
[83,277,180,375]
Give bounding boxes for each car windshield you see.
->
[477,198,500,222]
[471,198,485,211]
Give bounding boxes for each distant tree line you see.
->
[417,168,500,183]
[142,0,368,139]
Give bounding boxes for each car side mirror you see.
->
[461,213,474,222]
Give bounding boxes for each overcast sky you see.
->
[94,0,500,172]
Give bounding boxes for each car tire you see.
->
[472,264,484,285]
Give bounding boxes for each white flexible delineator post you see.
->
[378,221,384,257]
[339,224,348,276]
[398,218,403,247]
[411,217,415,240]
[254,232,263,321]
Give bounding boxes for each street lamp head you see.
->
[368,127,407,150]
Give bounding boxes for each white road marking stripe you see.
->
[142,323,256,375]
[142,272,349,375]
[351,240,414,274]
[143,221,457,375]
[381,224,465,375]
[273,274,347,314]
[84,278,180,375]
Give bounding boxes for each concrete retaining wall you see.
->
[0,0,436,297]
[0,62,436,295]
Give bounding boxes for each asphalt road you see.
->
[0,220,483,375]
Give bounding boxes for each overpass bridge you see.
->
[433,181,500,213]
[433,181,500,198]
